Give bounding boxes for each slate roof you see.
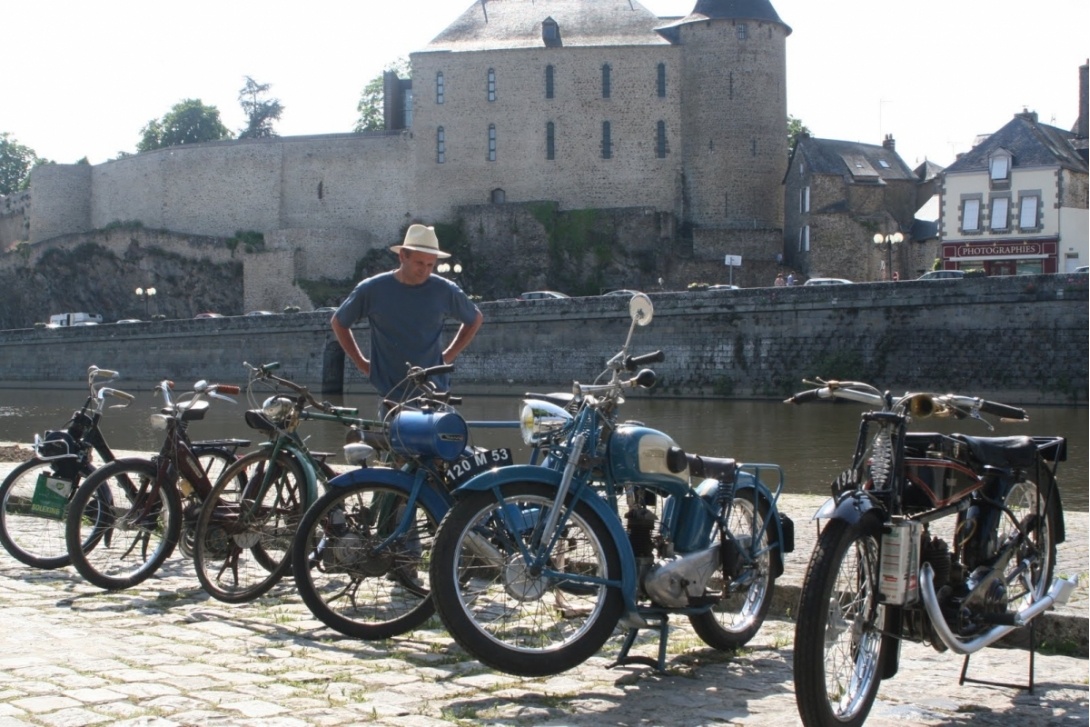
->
[944,112,1088,175]
[655,0,791,42]
[422,0,670,52]
[785,136,916,185]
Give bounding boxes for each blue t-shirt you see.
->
[334,271,480,397]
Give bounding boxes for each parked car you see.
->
[917,270,965,281]
[194,312,223,319]
[245,310,276,316]
[1075,266,1089,274]
[602,289,641,297]
[313,306,338,313]
[115,319,143,324]
[803,277,853,286]
[519,290,569,301]
[707,284,741,291]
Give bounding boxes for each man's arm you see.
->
[442,309,483,365]
[331,315,371,376]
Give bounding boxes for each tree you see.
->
[788,115,811,154]
[137,99,233,152]
[237,76,284,139]
[354,58,410,132]
[0,133,47,195]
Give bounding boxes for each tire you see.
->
[291,480,444,638]
[689,494,776,649]
[429,482,624,677]
[178,446,245,560]
[65,458,181,590]
[194,449,309,603]
[794,516,885,727]
[0,457,94,569]
[1001,459,1057,607]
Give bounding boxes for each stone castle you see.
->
[1,0,793,310]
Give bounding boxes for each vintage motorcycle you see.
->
[429,292,794,676]
[785,379,1075,727]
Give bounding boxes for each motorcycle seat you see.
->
[950,434,1037,469]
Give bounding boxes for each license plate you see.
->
[450,448,512,485]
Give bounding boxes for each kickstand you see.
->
[609,614,670,672]
[958,620,1036,694]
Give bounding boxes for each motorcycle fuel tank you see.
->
[606,424,689,489]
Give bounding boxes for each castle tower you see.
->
[659,0,790,231]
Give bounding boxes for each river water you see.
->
[0,387,1085,510]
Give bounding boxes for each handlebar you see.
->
[624,350,664,371]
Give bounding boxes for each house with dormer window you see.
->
[939,104,1088,275]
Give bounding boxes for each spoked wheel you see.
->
[429,482,623,677]
[794,516,885,727]
[689,493,776,649]
[0,457,95,569]
[194,450,308,603]
[292,481,443,638]
[1001,460,1057,607]
[65,458,181,590]
[178,447,244,560]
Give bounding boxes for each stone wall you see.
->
[1,274,1085,405]
[0,190,30,250]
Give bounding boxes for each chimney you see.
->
[882,133,895,151]
[1078,61,1088,140]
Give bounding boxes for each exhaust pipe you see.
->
[918,562,1078,655]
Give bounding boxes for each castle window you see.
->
[436,72,444,104]
[436,126,445,164]
[601,121,612,159]
[656,121,667,158]
[488,124,496,161]
[487,68,496,102]
[545,65,554,99]
[656,63,666,98]
[542,18,561,47]
[989,196,1010,231]
[1018,193,1040,230]
[798,225,810,252]
[602,64,611,99]
[737,23,748,40]
[491,188,506,204]
[800,186,810,213]
[546,122,555,160]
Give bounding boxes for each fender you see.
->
[257,442,322,505]
[325,466,452,518]
[733,483,791,578]
[813,490,887,528]
[453,464,641,619]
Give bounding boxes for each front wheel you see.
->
[194,449,309,603]
[689,494,776,649]
[65,458,181,590]
[429,482,624,677]
[0,457,94,569]
[794,516,885,727]
[291,479,444,638]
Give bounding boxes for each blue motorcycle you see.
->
[429,293,794,676]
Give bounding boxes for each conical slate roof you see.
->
[655,0,791,41]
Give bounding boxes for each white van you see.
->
[48,312,104,327]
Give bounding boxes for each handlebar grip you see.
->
[979,399,1027,421]
[215,385,241,396]
[102,388,135,401]
[624,350,665,371]
[92,367,119,378]
[425,364,455,377]
[784,388,823,405]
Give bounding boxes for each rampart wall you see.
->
[1,275,1085,405]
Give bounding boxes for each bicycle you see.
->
[0,366,134,569]
[191,361,386,603]
[64,377,248,590]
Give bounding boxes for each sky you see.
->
[3,0,1087,170]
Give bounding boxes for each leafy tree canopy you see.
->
[0,132,50,195]
[238,76,284,139]
[137,99,233,152]
[788,115,811,154]
[354,58,410,132]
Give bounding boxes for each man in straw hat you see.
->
[331,223,483,400]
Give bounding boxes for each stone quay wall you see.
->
[0,274,1086,404]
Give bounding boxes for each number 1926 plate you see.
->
[450,448,512,485]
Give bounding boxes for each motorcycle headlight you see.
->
[519,399,573,445]
[262,396,295,420]
[149,413,170,431]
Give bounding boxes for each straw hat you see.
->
[390,224,450,258]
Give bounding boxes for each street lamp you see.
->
[135,286,156,318]
[872,232,903,281]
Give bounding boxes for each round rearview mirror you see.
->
[629,293,653,326]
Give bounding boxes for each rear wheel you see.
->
[194,449,309,603]
[0,457,94,569]
[292,480,443,638]
[689,494,776,649]
[1000,461,1057,607]
[429,482,623,677]
[794,516,884,727]
[65,458,181,590]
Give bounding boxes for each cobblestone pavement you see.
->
[0,447,1086,726]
